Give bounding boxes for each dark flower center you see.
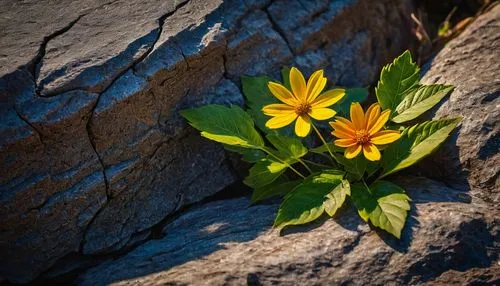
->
[355,129,370,145]
[295,103,311,116]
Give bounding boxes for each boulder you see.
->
[418,4,500,204]
[76,176,499,285]
[0,0,414,282]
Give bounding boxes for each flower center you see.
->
[295,103,311,116]
[355,129,370,145]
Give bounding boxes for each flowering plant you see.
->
[181,51,459,238]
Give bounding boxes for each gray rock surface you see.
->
[76,176,499,286]
[419,5,500,204]
[1,0,415,283]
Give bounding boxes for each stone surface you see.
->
[418,5,500,204]
[76,176,499,286]
[0,0,414,282]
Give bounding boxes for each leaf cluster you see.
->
[181,51,459,238]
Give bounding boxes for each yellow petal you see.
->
[365,103,381,131]
[305,70,324,101]
[329,121,355,136]
[265,114,297,129]
[362,143,381,161]
[370,130,401,145]
[295,115,311,137]
[331,130,354,139]
[335,117,356,130]
[268,82,298,106]
[311,88,345,108]
[262,103,295,116]
[345,144,362,159]
[307,73,327,102]
[290,67,307,101]
[334,138,357,147]
[350,102,365,130]
[368,109,391,135]
[308,108,336,120]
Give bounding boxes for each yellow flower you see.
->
[262,67,345,137]
[330,103,401,161]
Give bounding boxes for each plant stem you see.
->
[298,159,313,174]
[302,159,331,168]
[362,179,373,195]
[260,147,305,179]
[311,123,335,159]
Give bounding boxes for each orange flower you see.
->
[329,103,401,161]
[262,67,345,137]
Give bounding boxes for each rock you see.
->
[76,176,499,285]
[418,5,500,204]
[0,0,414,282]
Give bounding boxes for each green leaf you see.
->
[334,154,368,181]
[334,87,369,116]
[223,145,265,163]
[274,173,343,228]
[393,85,454,123]
[380,118,460,178]
[251,180,301,203]
[375,50,420,116]
[181,105,264,148]
[242,76,294,136]
[243,158,287,188]
[323,179,351,217]
[266,134,308,160]
[351,181,410,238]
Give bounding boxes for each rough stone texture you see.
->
[76,176,500,286]
[418,5,500,205]
[0,0,414,282]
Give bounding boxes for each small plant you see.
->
[181,51,459,238]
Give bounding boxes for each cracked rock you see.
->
[0,0,414,282]
[417,5,500,205]
[76,176,499,286]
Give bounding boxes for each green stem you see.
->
[302,159,331,168]
[261,147,305,179]
[311,123,335,159]
[362,179,373,195]
[298,159,313,174]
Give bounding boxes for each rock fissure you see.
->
[32,16,84,96]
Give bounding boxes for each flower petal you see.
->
[307,74,327,102]
[370,130,401,145]
[329,121,356,137]
[308,108,336,120]
[262,103,295,116]
[363,143,381,161]
[311,89,345,108]
[365,103,381,131]
[334,138,357,147]
[331,130,354,139]
[268,82,298,105]
[335,116,356,130]
[290,67,307,101]
[345,144,362,159]
[350,102,365,130]
[265,114,297,129]
[295,115,311,137]
[368,109,391,135]
[306,70,324,101]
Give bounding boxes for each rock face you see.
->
[0,0,414,283]
[76,176,500,286]
[419,4,500,204]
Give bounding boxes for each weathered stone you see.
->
[0,0,414,282]
[76,176,499,286]
[418,5,500,204]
